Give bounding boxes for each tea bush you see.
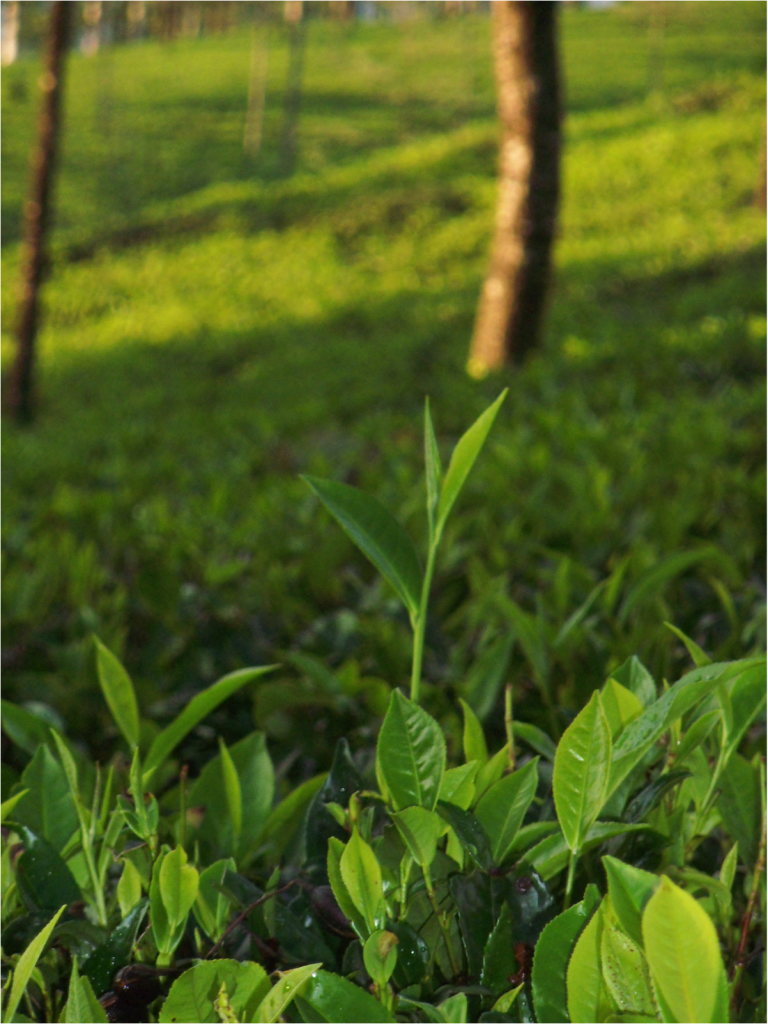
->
[2,398,765,1023]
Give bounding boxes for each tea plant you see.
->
[2,397,765,1023]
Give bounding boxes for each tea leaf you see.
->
[93,636,140,750]
[553,692,611,853]
[340,829,384,933]
[424,397,442,530]
[300,970,394,1023]
[4,905,66,1024]
[459,698,488,766]
[303,475,422,620]
[602,856,659,949]
[642,876,722,1024]
[377,690,445,811]
[532,896,596,1023]
[63,959,108,1023]
[475,758,538,864]
[253,963,322,1023]
[566,900,616,1023]
[159,845,199,932]
[159,960,270,1024]
[392,806,444,868]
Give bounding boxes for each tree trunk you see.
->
[81,1,102,57]
[244,14,269,157]
[1,1,20,66]
[279,2,306,177]
[7,0,72,425]
[757,96,768,211]
[467,1,561,376]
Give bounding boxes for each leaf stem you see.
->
[410,541,438,704]
[564,849,578,910]
[505,684,515,774]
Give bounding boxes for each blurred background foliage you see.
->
[2,1,765,787]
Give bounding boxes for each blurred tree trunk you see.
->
[467,1,561,375]
[127,2,147,41]
[244,11,269,158]
[8,0,72,425]
[279,1,306,176]
[757,96,768,211]
[82,1,102,56]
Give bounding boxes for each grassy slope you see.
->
[2,3,765,759]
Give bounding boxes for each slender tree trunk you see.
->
[1,1,20,66]
[244,14,269,158]
[279,1,306,177]
[8,0,72,425]
[757,96,768,211]
[467,1,561,376]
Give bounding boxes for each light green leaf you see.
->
[143,666,276,784]
[0,700,54,755]
[117,858,143,920]
[160,960,270,1024]
[424,397,442,530]
[438,992,468,1023]
[722,661,767,766]
[0,790,27,823]
[553,691,611,853]
[674,709,721,765]
[4,905,66,1024]
[602,856,659,950]
[391,806,443,868]
[601,920,656,1018]
[719,842,739,894]
[567,900,616,1024]
[340,829,384,933]
[475,758,538,864]
[642,876,722,1024]
[194,858,236,941]
[63,959,108,1023]
[218,738,242,843]
[473,742,510,803]
[253,963,322,1023]
[12,745,78,851]
[363,930,399,987]
[459,698,488,767]
[492,984,524,1014]
[438,761,479,810]
[302,475,422,620]
[436,390,507,533]
[601,679,644,741]
[377,690,445,811]
[93,636,140,750]
[532,896,595,1023]
[327,836,367,939]
[609,659,761,800]
[159,845,199,932]
[611,656,656,709]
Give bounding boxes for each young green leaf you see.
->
[3,904,66,1024]
[12,744,79,851]
[436,390,507,534]
[438,761,479,810]
[340,829,384,933]
[159,960,270,1024]
[363,930,399,987]
[327,836,368,939]
[674,709,721,765]
[600,921,656,1018]
[566,900,617,1023]
[438,992,468,1023]
[553,691,611,853]
[424,397,442,531]
[664,622,712,667]
[159,845,199,932]
[253,963,322,1023]
[642,876,722,1024]
[303,475,422,621]
[532,897,596,1023]
[473,742,511,803]
[601,679,644,741]
[93,636,140,750]
[610,656,656,709]
[474,758,539,864]
[459,698,488,766]
[218,737,242,844]
[63,958,109,1023]
[377,690,446,811]
[143,665,276,784]
[392,806,444,868]
[512,721,557,761]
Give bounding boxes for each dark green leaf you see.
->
[465,636,514,722]
[450,872,495,979]
[512,722,556,761]
[257,772,327,862]
[718,753,761,865]
[481,903,515,997]
[663,623,712,668]
[524,823,651,880]
[624,769,690,824]
[15,827,81,914]
[303,475,422,620]
[475,759,539,864]
[674,710,721,765]
[389,920,429,989]
[723,661,767,765]
[305,739,361,878]
[0,701,54,755]
[531,897,595,1023]
[618,549,724,626]
[82,900,148,997]
[437,801,494,871]
[300,969,394,1023]
[377,690,445,811]
[12,745,79,852]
